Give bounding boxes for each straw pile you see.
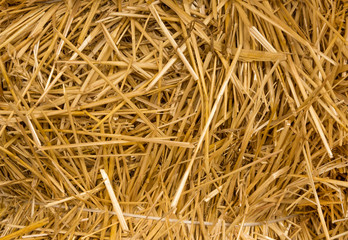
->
[0,0,347,239]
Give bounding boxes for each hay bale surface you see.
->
[0,0,347,239]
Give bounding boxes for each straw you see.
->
[0,0,347,239]
[100,169,129,232]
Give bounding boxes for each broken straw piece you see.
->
[100,169,129,231]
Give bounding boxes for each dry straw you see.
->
[0,0,348,239]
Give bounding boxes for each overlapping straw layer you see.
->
[0,0,348,239]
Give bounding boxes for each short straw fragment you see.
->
[100,169,129,231]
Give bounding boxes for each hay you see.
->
[0,0,347,239]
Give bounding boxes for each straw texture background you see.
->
[0,0,347,239]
